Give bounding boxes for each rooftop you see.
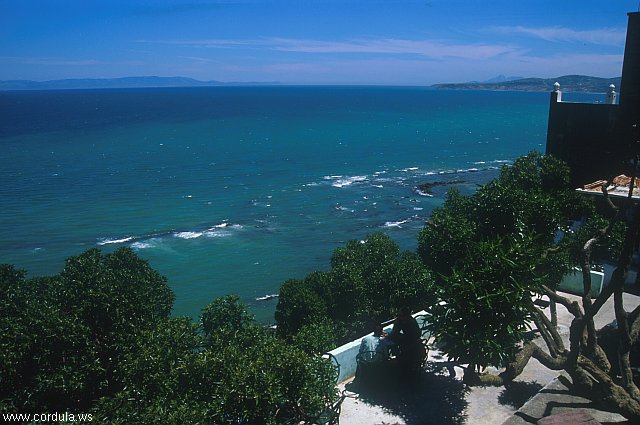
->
[577,174,640,199]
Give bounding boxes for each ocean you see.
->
[0,86,567,322]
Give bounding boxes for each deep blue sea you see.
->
[0,86,570,322]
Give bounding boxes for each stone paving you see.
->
[338,292,639,425]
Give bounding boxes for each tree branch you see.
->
[541,285,583,318]
[578,355,640,419]
[531,304,565,353]
[531,310,559,357]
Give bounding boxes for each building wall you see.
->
[546,100,623,186]
[620,12,640,117]
[546,12,639,187]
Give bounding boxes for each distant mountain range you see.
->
[0,76,278,90]
[469,75,524,84]
[0,75,623,92]
[432,75,622,93]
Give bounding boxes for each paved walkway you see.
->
[502,373,627,425]
[338,292,639,425]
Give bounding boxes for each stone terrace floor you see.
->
[338,291,640,425]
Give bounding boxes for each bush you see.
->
[418,152,583,369]
[1,250,338,424]
[0,248,173,412]
[276,233,436,345]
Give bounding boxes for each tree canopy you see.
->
[417,152,587,370]
[418,152,640,421]
[275,232,436,346]
[0,249,337,424]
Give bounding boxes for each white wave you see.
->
[415,189,433,197]
[131,240,157,250]
[384,219,410,228]
[323,175,343,180]
[204,224,242,238]
[174,231,203,239]
[98,236,134,245]
[256,294,279,301]
[372,184,384,188]
[335,205,354,212]
[414,207,424,211]
[205,230,231,238]
[332,175,368,188]
[401,167,419,172]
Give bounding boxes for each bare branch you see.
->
[541,285,583,318]
[531,311,559,357]
[579,356,640,416]
[532,304,566,353]
[630,305,640,342]
[542,245,561,259]
[600,180,619,213]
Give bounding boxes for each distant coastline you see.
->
[0,74,622,92]
[0,76,279,91]
[431,75,621,93]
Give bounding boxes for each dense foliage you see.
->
[0,248,174,413]
[0,250,337,423]
[417,151,640,420]
[275,233,436,346]
[418,152,593,369]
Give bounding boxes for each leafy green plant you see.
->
[276,233,436,345]
[418,152,579,372]
[1,250,338,424]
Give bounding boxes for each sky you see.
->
[1,0,639,85]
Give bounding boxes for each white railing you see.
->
[327,310,429,383]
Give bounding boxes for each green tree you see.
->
[201,294,255,335]
[276,233,436,345]
[1,250,338,424]
[418,153,578,379]
[98,296,338,424]
[419,152,640,421]
[0,248,173,413]
[275,274,331,341]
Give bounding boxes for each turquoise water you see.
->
[0,86,551,322]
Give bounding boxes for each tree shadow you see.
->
[498,381,543,409]
[510,375,633,424]
[344,360,468,425]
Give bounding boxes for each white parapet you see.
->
[558,267,605,298]
[327,310,429,383]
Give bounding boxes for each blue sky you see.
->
[1,0,638,84]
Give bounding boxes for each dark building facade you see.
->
[546,12,640,187]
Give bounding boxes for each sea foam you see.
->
[384,219,410,228]
[330,175,368,188]
[174,231,203,239]
[97,236,135,245]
